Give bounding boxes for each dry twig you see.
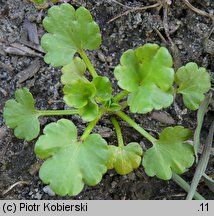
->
[111,0,132,9]
[182,0,214,37]
[2,181,29,196]
[182,0,214,21]
[107,2,161,24]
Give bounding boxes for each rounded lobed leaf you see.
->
[35,119,77,159]
[63,79,98,121]
[3,88,40,141]
[142,126,195,180]
[114,44,174,113]
[107,102,121,112]
[175,62,211,110]
[92,76,113,101]
[114,44,174,92]
[35,119,110,196]
[79,99,99,122]
[128,83,173,113]
[61,57,87,85]
[41,3,101,67]
[108,142,143,175]
[63,80,96,108]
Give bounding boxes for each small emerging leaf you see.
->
[175,62,211,110]
[41,3,101,67]
[35,119,110,196]
[114,44,174,113]
[3,88,40,141]
[61,57,87,85]
[108,102,121,112]
[143,126,194,180]
[92,76,113,101]
[108,142,143,175]
[63,80,98,121]
[63,80,96,108]
[79,99,99,122]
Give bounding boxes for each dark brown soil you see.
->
[0,0,213,200]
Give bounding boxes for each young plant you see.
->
[3,3,211,197]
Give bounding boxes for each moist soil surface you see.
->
[0,0,214,200]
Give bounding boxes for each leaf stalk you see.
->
[110,116,124,147]
[78,49,98,78]
[113,90,129,103]
[37,109,79,116]
[186,120,214,200]
[172,173,205,200]
[80,108,105,141]
[116,111,157,143]
[193,94,211,161]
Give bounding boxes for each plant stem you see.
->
[194,94,211,161]
[110,116,124,147]
[172,173,205,200]
[186,120,214,200]
[78,49,98,78]
[113,90,129,103]
[37,109,79,116]
[116,111,156,143]
[80,109,105,141]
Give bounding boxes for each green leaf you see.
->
[41,3,101,67]
[61,57,87,85]
[63,80,96,108]
[35,119,110,196]
[79,99,99,122]
[92,76,112,101]
[63,77,100,122]
[3,88,40,141]
[186,120,214,200]
[128,83,173,113]
[108,142,143,175]
[175,62,211,110]
[172,173,205,200]
[143,126,194,180]
[108,102,121,112]
[63,80,98,121]
[114,44,174,113]
[194,94,211,160]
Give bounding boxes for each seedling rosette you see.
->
[3,3,212,198]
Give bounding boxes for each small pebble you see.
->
[28,191,33,196]
[28,162,41,176]
[34,192,42,200]
[127,173,136,181]
[111,181,117,189]
[43,185,55,196]
[204,39,214,55]
[106,56,112,63]
[0,126,7,139]
[178,44,183,50]
[134,13,142,24]
[97,51,106,62]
